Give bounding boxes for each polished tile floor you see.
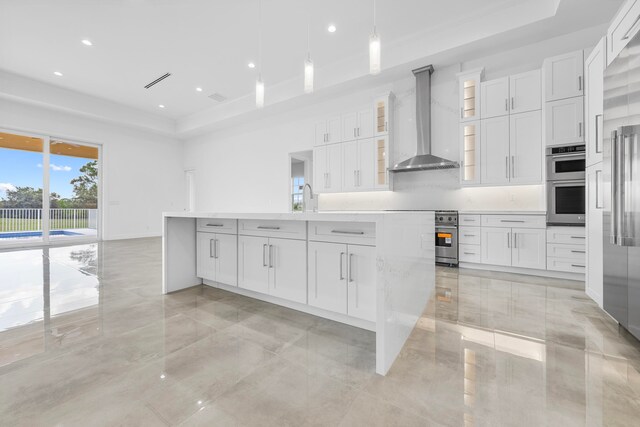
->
[1,238,639,426]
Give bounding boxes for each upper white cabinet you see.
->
[196,231,238,286]
[585,37,605,166]
[510,111,542,184]
[545,97,584,146]
[458,68,484,122]
[543,50,584,102]
[607,0,640,65]
[509,70,542,114]
[481,77,510,119]
[481,116,510,184]
[314,116,341,146]
[460,121,481,185]
[314,93,394,194]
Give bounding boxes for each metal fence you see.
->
[0,208,98,232]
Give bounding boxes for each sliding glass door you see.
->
[0,130,100,246]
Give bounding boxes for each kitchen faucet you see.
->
[302,183,316,212]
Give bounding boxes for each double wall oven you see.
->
[546,144,586,226]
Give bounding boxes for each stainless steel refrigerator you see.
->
[603,30,640,340]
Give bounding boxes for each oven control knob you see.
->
[438,216,443,221]
[448,216,452,221]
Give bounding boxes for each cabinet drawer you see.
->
[197,218,237,234]
[459,244,481,263]
[238,220,307,240]
[308,221,376,245]
[546,227,585,245]
[547,243,586,260]
[481,215,546,229]
[547,257,586,274]
[459,227,481,245]
[459,214,481,226]
[608,0,640,65]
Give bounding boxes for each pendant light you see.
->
[304,2,314,94]
[369,0,381,75]
[256,0,265,108]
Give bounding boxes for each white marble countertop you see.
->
[163,211,434,222]
[459,210,547,215]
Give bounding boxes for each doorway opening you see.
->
[289,150,313,212]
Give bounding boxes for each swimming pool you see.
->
[0,230,82,239]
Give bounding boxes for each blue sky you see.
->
[0,148,92,199]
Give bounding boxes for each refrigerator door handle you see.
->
[612,129,622,245]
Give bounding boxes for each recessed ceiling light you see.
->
[81,39,93,46]
[327,24,337,33]
[158,104,165,109]
[53,71,63,76]
[248,62,256,69]
[196,87,203,92]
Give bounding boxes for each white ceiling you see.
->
[0,0,625,128]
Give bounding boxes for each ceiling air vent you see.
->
[208,93,227,103]
[144,72,172,89]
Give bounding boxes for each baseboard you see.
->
[585,287,603,308]
[203,279,376,332]
[459,262,584,281]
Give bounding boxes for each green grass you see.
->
[0,218,89,232]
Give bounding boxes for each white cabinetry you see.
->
[510,111,542,183]
[314,116,342,146]
[585,37,605,166]
[238,234,307,304]
[481,77,510,119]
[511,228,547,270]
[546,227,586,274]
[197,231,237,286]
[342,108,374,141]
[545,97,584,146]
[343,138,375,191]
[308,239,376,322]
[543,50,584,101]
[509,70,542,114]
[314,143,342,193]
[480,116,510,184]
[460,121,481,185]
[481,227,512,266]
[374,94,393,135]
[607,0,640,65]
[586,164,604,306]
[458,69,484,122]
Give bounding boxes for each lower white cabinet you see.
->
[480,225,546,269]
[238,235,307,303]
[308,241,376,322]
[197,232,237,286]
[314,143,342,193]
[586,164,603,305]
[546,226,586,274]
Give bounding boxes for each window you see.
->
[292,176,304,212]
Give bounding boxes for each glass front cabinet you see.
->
[458,68,484,123]
[460,121,481,185]
[374,93,394,137]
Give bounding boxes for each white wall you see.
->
[183,29,601,213]
[0,99,185,240]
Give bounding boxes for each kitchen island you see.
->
[162,211,434,375]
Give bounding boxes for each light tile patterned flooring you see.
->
[0,238,639,426]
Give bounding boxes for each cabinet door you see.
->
[544,50,584,101]
[608,0,640,65]
[511,228,546,270]
[358,138,376,190]
[314,120,327,146]
[374,96,389,135]
[480,116,510,184]
[342,113,358,142]
[459,72,481,122]
[313,146,328,192]
[216,233,238,286]
[238,235,269,294]
[342,140,359,192]
[268,238,307,304]
[586,38,605,166]
[326,116,342,144]
[373,136,390,189]
[545,97,584,146]
[481,77,509,119]
[347,245,376,322]
[357,108,374,139]
[481,227,511,266]
[196,232,217,281]
[510,70,541,114]
[326,143,343,193]
[510,111,542,184]
[587,164,604,306]
[460,121,481,185]
[308,241,347,314]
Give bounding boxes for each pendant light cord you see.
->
[307,1,311,60]
[258,0,262,78]
[373,0,377,33]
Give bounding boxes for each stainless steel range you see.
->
[435,210,458,266]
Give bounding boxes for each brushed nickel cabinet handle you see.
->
[570,236,585,239]
[578,76,582,91]
[206,223,224,227]
[210,239,215,258]
[500,220,525,223]
[263,244,268,267]
[339,252,345,280]
[268,245,273,268]
[511,97,514,110]
[571,264,585,268]
[332,230,365,235]
[349,253,354,283]
[505,99,508,111]
[571,250,586,254]
[257,226,280,230]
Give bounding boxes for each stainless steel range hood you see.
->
[390,65,459,172]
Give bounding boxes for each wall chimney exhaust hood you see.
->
[390,65,459,172]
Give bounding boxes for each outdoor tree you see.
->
[0,187,62,209]
[70,160,98,208]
